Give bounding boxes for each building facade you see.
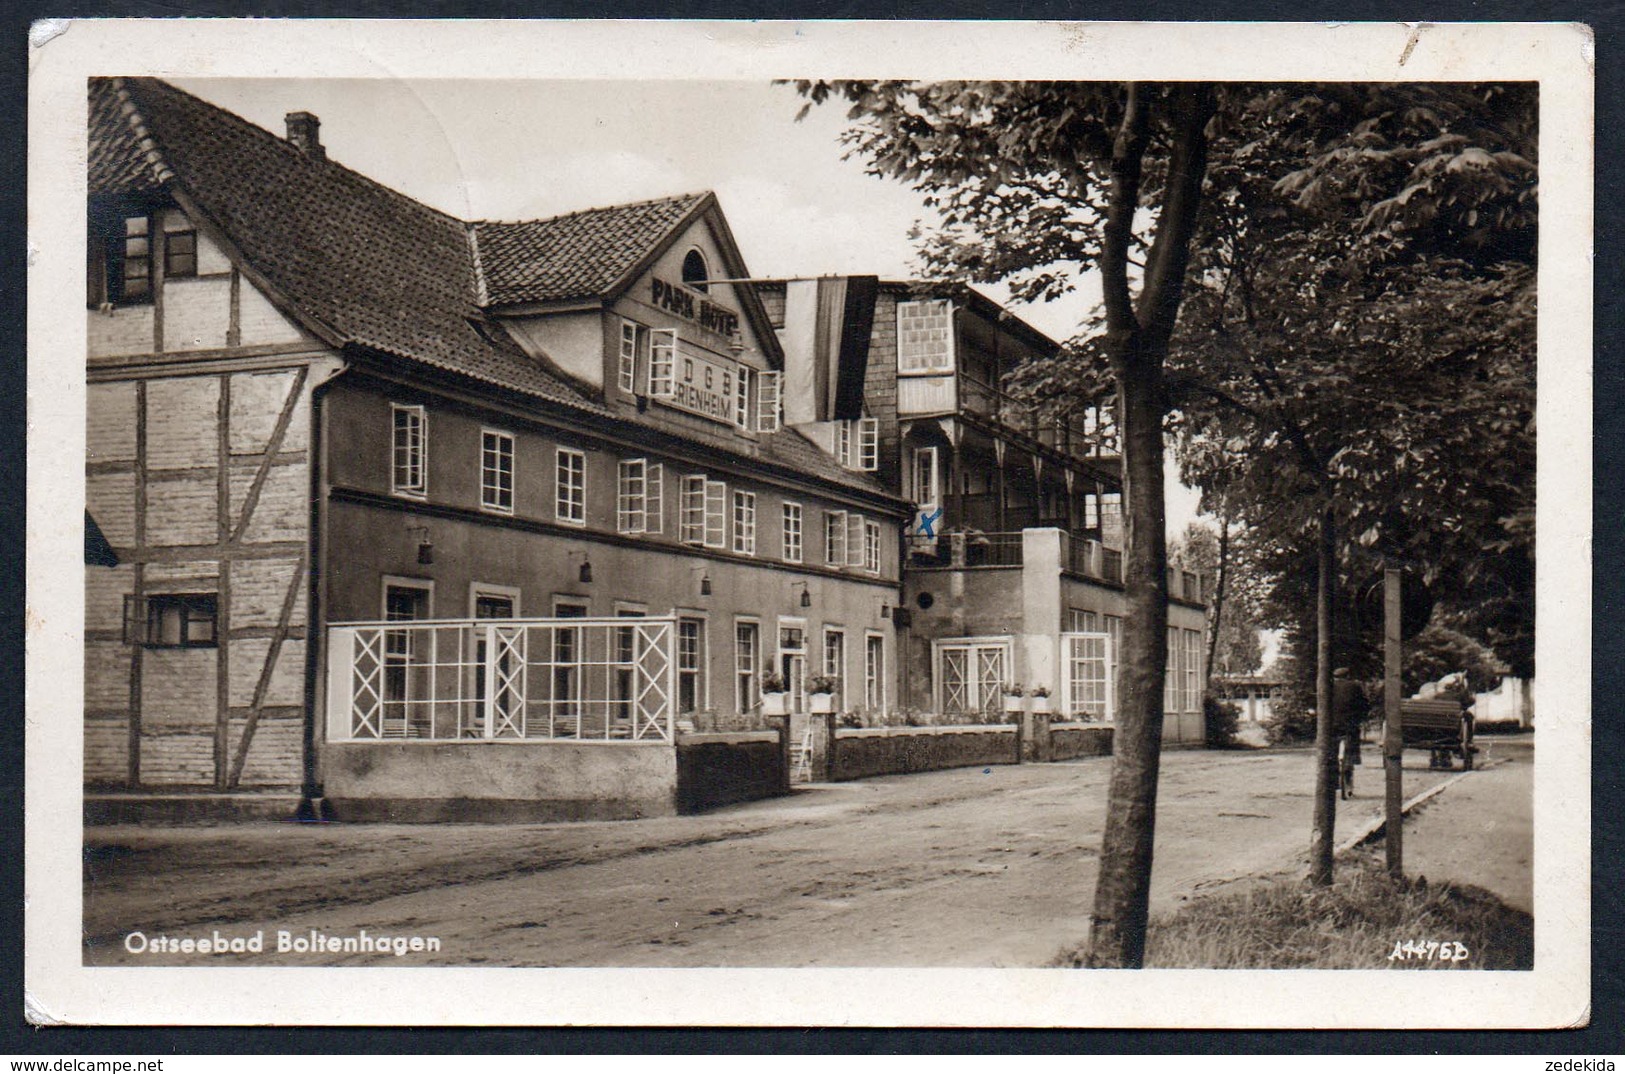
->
[84,78,1208,820]
[758,279,1210,743]
[86,78,907,817]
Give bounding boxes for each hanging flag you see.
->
[781,276,879,425]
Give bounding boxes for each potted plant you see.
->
[761,668,789,716]
[808,674,838,714]
[1003,683,1027,717]
[1031,685,1054,715]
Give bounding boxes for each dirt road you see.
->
[84,748,1465,968]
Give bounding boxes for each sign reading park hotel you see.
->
[651,276,744,424]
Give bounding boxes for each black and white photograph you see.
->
[25,19,1591,1027]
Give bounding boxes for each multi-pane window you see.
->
[896,299,954,373]
[391,405,426,498]
[1165,626,1182,714]
[649,329,678,397]
[1104,615,1124,700]
[115,214,152,302]
[556,448,585,524]
[823,628,846,710]
[781,502,803,563]
[836,418,880,471]
[680,475,707,545]
[865,633,884,711]
[680,475,725,547]
[123,593,218,648]
[1068,609,1100,633]
[864,519,881,574]
[480,431,514,513]
[735,367,754,431]
[732,491,757,555]
[735,621,760,715]
[756,371,781,433]
[618,320,649,394]
[846,512,867,568]
[1184,629,1203,714]
[678,617,706,714]
[617,458,664,535]
[912,447,940,507]
[825,510,848,566]
[164,228,197,278]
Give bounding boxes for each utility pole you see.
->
[1383,565,1404,875]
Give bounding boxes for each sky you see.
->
[174,77,1205,536]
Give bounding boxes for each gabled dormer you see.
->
[474,193,786,448]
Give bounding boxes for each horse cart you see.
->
[1398,697,1477,770]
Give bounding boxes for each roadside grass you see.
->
[1056,854,1533,970]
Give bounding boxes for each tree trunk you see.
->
[1308,507,1339,886]
[1086,349,1169,967]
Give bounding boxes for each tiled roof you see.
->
[758,429,891,497]
[471,193,710,307]
[91,77,599,412]
[87,78,899,504]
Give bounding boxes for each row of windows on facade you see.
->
[617,319,878,470]
[381,580,887,718]
[393,404,884,572]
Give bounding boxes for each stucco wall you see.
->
[321,740,677,822]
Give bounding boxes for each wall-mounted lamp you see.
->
[567,550,593,584]
[701,573,712,596]
[794,581,812,609]
[881,603,891,620]
[407,525,433,565]
[728,330,746,359]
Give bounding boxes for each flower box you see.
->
[809,693,834,714]
[761,692,789,717]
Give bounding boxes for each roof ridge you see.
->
[471,190,711,228]
[465,223,491,307]
[124,78,471,232]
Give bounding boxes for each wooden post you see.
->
[1384,566,1404,875]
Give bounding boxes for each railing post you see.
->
[482,622,497,739]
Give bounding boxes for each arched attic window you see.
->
[682,249,710,293]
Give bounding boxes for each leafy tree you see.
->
[1171,519,1266,681]
[794,79,1534,960]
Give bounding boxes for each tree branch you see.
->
[1101,83,1150,341]
[1138,83,1218,349]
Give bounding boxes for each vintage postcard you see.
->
[25,19,1591,1027]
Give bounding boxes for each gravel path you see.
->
[84,747,1466,967]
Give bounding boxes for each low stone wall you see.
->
[1048,723,1114,761]
[829,724,1019,782]
[320,740,677,823]
[676,730,786,813]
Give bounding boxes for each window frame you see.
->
[123,593,219,649]
[480,429,515,514]
[822,626,846,710]
[735,618,761,716]
[677,614,709,714]
[390,404,428,500]
[895,299,956,375]
[864,518,882,574]
[555,447,586,525]
[864,631,886,713]
[825,509,848,567]
[732,490,757,556]
[781,501,803,564]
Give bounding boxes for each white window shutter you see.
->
[704,479,726,549]
[836,422,852,468]
[756,371,780,433]
[846,512,866,566]
[734,367,753,430]
[649,329,677,397]
[827,510,847,565]
[645,463,663,535]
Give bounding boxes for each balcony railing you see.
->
[956,375,1119,461]
[1064,534,1124,585]
[907,530,1025,568]
[326,616,677,743]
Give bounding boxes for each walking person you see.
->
[1334,667,1369,800]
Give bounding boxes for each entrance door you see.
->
[936,640,1009,719]
[778,623,807,712]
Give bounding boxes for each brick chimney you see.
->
[284,111,325,161]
